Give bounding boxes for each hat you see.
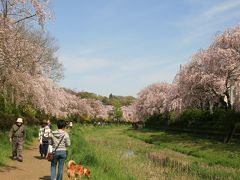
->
[16,118,23,123]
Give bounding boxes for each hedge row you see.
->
[144,108,240,135]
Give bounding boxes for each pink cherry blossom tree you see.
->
[0,0,51,28]
[121,103,138,122]
[135,82,171,120]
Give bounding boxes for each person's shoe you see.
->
[17,157,23,162]
[12,156,17,160]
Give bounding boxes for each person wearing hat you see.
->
[39,120,51,159]
[9,118,26,162]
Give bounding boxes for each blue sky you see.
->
[47,0,240,97]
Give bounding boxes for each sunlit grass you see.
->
[66,125,240,179]
[126,128,240,179]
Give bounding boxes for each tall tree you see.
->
[136,82,171,120]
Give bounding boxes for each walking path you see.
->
[0,140,51,180]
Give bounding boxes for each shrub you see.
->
[212,108,240,130]
[35,109,50,122]
[168,111,180,125]
[24,116,39,125]
[144,114,168,128]
[177,109,211,127]
[166,108,240,133]
[0,113,16,130]
[21,104,37,118]
[0,94,18,115]
[25,126,39,142]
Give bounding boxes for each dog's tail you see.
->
[67,160,77,168]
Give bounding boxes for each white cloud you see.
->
[179,1,240,27]
[77,43,112,56]
[204,0,240,18]
[60,55,112,73]
[120,58,170,72]
[173,0,240,48]
[59,54,180,96]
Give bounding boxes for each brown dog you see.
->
[67,160,91,180]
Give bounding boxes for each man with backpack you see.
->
[9,118,26,162]
[39,120,51,159]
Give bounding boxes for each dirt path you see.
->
[0,141,51,180]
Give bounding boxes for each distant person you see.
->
[39,120,51,159]
[47,120,52,129]
[69,121,73,128]
[9,118,26,162]
[49,120,71,180]
[65,121,69,129]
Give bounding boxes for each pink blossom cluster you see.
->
[121,104,138,122]
[135,83,171,119]
[7,72,114,119]
[135,25,240,120]
[0,0,51,28]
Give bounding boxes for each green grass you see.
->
[67,126,136,180]
[126,128,240,179]
[0,125,39,166]
[0,131,12,166]
[126,129,240,168]
[66,125,240,180]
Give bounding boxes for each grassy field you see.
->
[66,125,240,180]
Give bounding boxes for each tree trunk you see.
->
[224,92,232,109]
[209,101,213,114]
[224,123,239,143]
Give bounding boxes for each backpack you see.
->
[42,127,51,141]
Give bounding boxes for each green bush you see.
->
[0,94,18,115]
[0,113,16,130]
[21,104,37,118]
[24,116,39,125]
[144,114,168,128]
[25,126,39,142]
[212,108,240,130]
[168,111,180,125]
[178,109,211,127]
[166,108,240,133]
[35,109,50,122]
[144,108,240,134]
